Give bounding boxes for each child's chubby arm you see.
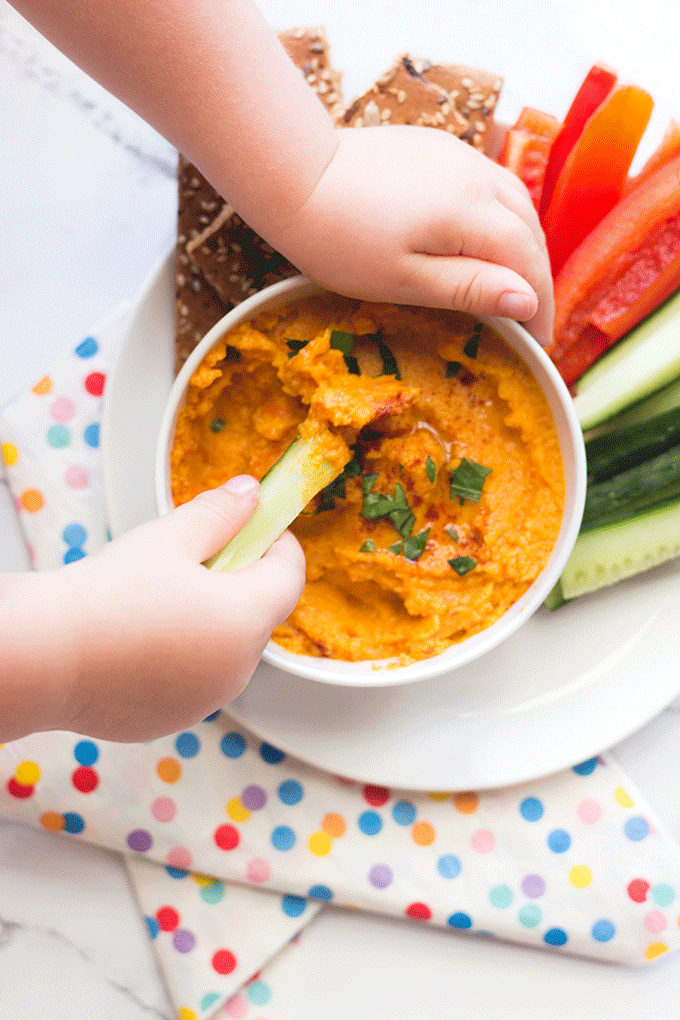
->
[11,0,553,345]
[0,478,305,743]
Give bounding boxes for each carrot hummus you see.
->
[171,293,565,663]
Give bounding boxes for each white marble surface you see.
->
[1,1,679,1017]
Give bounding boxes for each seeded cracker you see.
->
[175,27,343,373]
[341,55,501,152]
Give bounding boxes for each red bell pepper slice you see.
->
[624,119,680,196]
[541,85,654,277]
[539,63,618,218]
[547,153,680,386]
[497,107,562,210]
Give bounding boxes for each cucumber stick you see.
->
[584,375,680,441]
[205,434,344,573]
[582,443,680,525]
[585,406,680,482]
[573,287,680,431]
[556,497,680,602]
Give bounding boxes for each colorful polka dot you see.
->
[15,760,41,786]
[165,866,189,880]
[406,902,432,921]
[278,779,304,805]
[428,791,451,802]
[167,847,193,870]
[519,797,544,821]
[32,375,52,395]
[127,828,152,852]
[628,879,650,902]
[392,800,417,826]
[221,733,247,758]
[83,422,100,447]
[156,906,180,932]
[577,798,601,824]
[241,784,266,810]
[363,784,390,807]
[521,874,546,898]
[51,397,75,422]
[260,742,286,764]
[200,880,226,905]
[437,854,462,879]
[173,929,196,953]
[308,884,333,901]
[547,828,571,853]
[151,796,177,822]
[203,710,221,722]
[214,824,240,851]
[322,813,346,838]
[470,829,495,853]
[247,980,271,1006]
[569,865,592,888]
[573,758,597,776]
[615,786,634,807]
[308,831,332,856]
[145,916,159,939]
[200,994,221,1012]
[246,858,271,883]
[47,424,70,448]
[72,766,98,793]
[651,884,675,908]
[20,489,44,513]
[281,894,306,918]
[227,797,250,822]
[62,812,85,834]
[368,864,393,889]
[224,994,247,1019]
[64,547,86,564]
[358,811,383,836]
[518,905,542,928]
[7,778,34,799]
[84,371,106,396]
[175,732,200,758]
[271,825,296,851]
[644,910,667,934]
[489,885,513,909]
[624,817,649,841]
[75,337,99,358]
[544,927,568,946]
[177,1009,197,1020]
[212,949,237,975]
[40,812,65,832]
[645,942,669,959]
[412,821,435,846]
[157,757,181,783]
[448,911,472,929]
[64,464,88,489]
[453,791,479,814]
[1,442,18,466]
[591,919,616,942]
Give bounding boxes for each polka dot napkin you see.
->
[1,311,679,1020]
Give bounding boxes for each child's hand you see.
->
[276,126,554,347]
[7,477,305,743]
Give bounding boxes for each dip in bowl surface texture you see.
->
[171,293,565,664]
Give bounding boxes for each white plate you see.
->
[102,251,680,790]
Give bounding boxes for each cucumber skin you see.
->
[584,375,680,441]
[585,406,680,483]
[582,444,680,526]
[572,287,680,431]
[559,497,680,600]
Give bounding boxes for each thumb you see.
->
[150,476,260,561]
[404,253,539,325]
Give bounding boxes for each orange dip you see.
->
[171,293,565,663]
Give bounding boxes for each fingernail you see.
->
[222,474,259,496]
[498,292,535,320]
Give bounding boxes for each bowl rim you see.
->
[155,276,587,687]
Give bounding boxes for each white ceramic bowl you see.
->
[155,276,586,687]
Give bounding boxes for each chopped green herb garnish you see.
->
[426,455,437,483]
[446,361,462,378]
[210,417,226,433]
[445,526,459,542]
[360,540,376,553]
[463,323,483,360]
[316,448,362,513]
[361,476,415,537]
[376,335,401,379]
[330,330,360,374]
[286,338,308,358]
[392,528,431,560]
[449,555,476,575]
[449,458,492,503]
